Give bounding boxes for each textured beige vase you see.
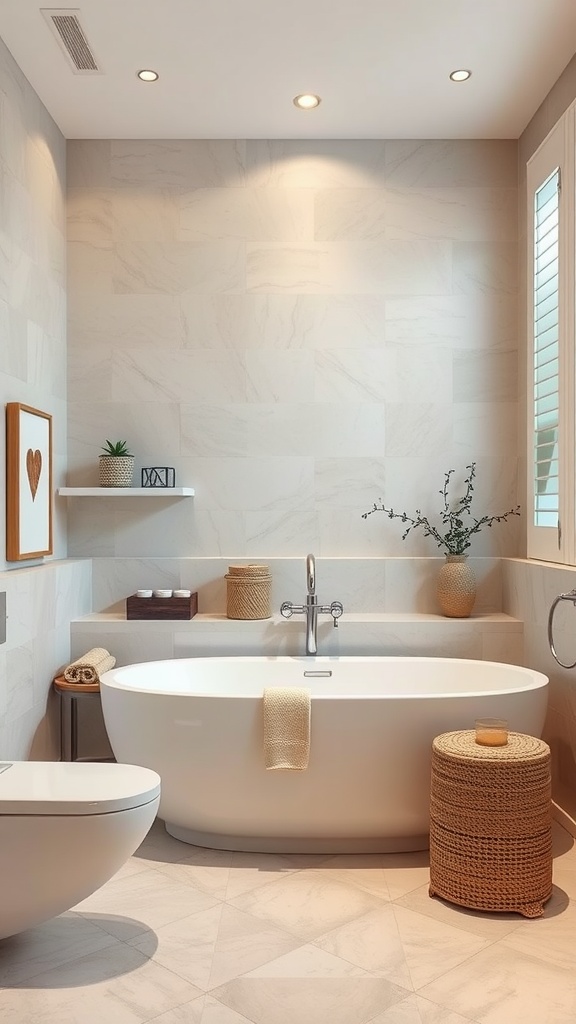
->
[436,554,477,618]
[98,455,134,487]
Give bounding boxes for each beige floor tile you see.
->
[381,851,431,900]
[552,821,576,862]
[154,846,233,900]
[392,905,490,990]
[370,992,479,1024]
[72,866,220,941]
[419,942,576,1024]
[501,888,576,970]
[130,903,301,990]
[212,976,408,1024]
[224,851,327,901]
[244,942,372,978]
[312,853,392,899]
[313,905,413,989]
[395,883,524,940]
[0,911,117,986]
[0,942,201,1024]
[228,870,386,941]
[148,993,256,1023]
[133,818,197,867]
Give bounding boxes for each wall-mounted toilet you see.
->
[0,760,160,940]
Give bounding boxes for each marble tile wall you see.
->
[0,37,89,758]
[66,138,520,562]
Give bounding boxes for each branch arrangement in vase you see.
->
[362,463,520,555]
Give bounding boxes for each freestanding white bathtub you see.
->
[100,657,548,854]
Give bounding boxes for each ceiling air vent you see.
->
[42,9,101,73]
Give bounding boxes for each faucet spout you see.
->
[306,553,315,595]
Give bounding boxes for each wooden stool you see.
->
[429,730,552,918]
[53,675,113,763]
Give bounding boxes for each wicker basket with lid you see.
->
[429,730,552,918]
[225,564,272,620]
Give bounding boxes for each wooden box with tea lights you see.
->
[126,591,198,620]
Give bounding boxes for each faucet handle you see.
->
[330,601,344,627]
[280,601,294,619]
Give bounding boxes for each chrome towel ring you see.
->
[548,590,576,669]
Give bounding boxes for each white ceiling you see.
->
[1,1,576,139]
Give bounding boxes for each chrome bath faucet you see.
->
[280,553,343,656]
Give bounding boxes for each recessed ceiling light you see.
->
[449,69,471,82]
[293,93,321,109]
[137,69,159,82]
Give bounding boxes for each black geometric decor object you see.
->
[141,467,176,488]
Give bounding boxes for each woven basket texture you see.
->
[99,456,134,487]
[429,730,552,918]
[225,564,271,619]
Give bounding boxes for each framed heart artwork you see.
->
[6,403,53,560]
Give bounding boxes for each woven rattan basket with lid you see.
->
[225,564,272,620]
[429,730,552,918]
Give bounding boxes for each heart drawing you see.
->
[26,448,42,501]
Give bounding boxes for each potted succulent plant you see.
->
[362,463,520,617]
[99,440,134,487]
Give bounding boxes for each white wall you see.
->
[0,36,91,758]
[66,139,520,564]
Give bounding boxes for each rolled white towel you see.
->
[63,648,116,684]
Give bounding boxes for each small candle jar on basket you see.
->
[475,718,509,746]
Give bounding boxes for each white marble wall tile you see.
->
[453,351,518,403]
[245,512,320,557]
[111,140,247,188]
[5,642,35,723]
[314,351,390,403]
[245,351,315,402]
[181,405,249,457]
[0,297,27,379]
[67,241,112,295]
[384,187,517,242]
[248,295,388,350]
[27,323,67,399]
[68,345,113,403]
[317,511,393,557]
[243,405,313,457]
[67,510,116,557]
[179,511,247,557]
[453,402,518,455]
[68,293,185,350]
[111,189,179,242]
[481,631,524,666]
[113,240,246,295]
[179,188,314,243]
[71,629,174,667]
[308,405,387,459]
[67,188,113,244]
[91,558,182,611]
[181,294,251,350]
[385,405,453,458]
[314,458,386,510]
[112,503,198,558]
[190,457,315,513]
[384,141,518,188]
[452,241,518,296]
[67,140,111,187]
[245,141,387,188]
[314,190,387,241]
[112,349,246,404]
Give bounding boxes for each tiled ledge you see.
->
[70,612,523,668]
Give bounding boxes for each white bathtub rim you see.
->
[164,822,430,854]
[100,655,549,701]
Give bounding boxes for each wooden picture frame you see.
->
[6,403,53,560]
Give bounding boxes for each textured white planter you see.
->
[99,456,134,488]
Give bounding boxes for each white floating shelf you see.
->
[58,487,194,497]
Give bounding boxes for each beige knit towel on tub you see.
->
[63,648,116,684]
[263,687,311,770]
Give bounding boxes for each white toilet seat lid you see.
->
[0,762,161,815]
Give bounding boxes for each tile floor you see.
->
[1,819,576,1023]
